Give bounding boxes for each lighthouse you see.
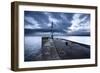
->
[51,22,53,39]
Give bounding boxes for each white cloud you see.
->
[24,24,33,29]
[60,14,69,23]
[68,14,90,32]
[24,16,41,29]
[47,23,52,27]
[81,15,89,22]
[44,12,61,25]
[48,16,58,23]
[25,16,37,24]
[60,14,67,20]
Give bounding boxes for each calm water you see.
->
[24,36,42,61]
[25,36,90,51]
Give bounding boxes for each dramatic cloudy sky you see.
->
[24,11,90,36]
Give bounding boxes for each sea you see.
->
[25,36,90,46]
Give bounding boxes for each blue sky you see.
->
[24,11,90,36]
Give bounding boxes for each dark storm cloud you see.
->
[24,11,73,29]
[24,11,90,36]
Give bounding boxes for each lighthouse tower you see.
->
[51,22,53,39]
